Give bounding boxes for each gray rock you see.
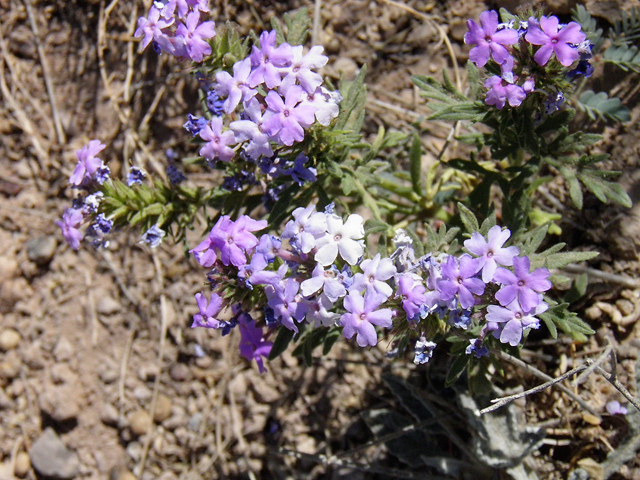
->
[26,236,57,266]
[30,428,79,479]
[40,385,82,422]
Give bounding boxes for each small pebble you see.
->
[169,363,191,382]
[0,354,21,381]
[129,410,152,436]
[118,472,137,480]
[97,295,121,315]
[153,394,172,423]
[0,328,21,351]
[14,451,30,478]
[26,236,57,266]
[53,337,74,362]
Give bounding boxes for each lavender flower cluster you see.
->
[135,0,216,62]
[191,206,553,372]
[465,10,591,110]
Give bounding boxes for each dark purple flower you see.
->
[437,254,484,309]
[238,315,273,374]
[567,59,594,80]
[285,154,317,185]
[127,166,146,186]
[464,226,519,282]
[395,274,427,320]
[484,76,526,109]
[465,10,519,67]
[56,208,84,250]
[262,86,317,146]
[486,300,546,346]
[192,291,224,328]
[183,114,207,136]
[493,256,552,312]
[465,338,489,358]
[525,16,586,67]
[340,289,393,347]
[206,90,225,116]
[449,309,472,330]
[166,164,186,185]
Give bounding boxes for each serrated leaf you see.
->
[409,133,423,196]
[457,202,479,233]
[577,90,630,123]
[268,328,294,360]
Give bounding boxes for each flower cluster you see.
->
[465,10,590,110]
[191,207,553,372]
[135,0,216,62]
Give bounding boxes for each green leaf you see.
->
[543,251,599,269]
[577,170,632,208]
[322,328,341,355]
[572,4,604,51]
[564,273,589,304]
[457,202,479,234]
[577,90,630,123]
[268,328,294,360]
[409,133,423,196]
[445,354,469,387]
[604,44,640,73]
[364,218,390,237]
[335,65,367,131]
[541,314,558,339]
[558,166,583,209]
[611,6,640,46]
[283,8,310,45]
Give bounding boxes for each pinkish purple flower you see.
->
[248,31,293,89]
[238,315,273,374]
[493,256,552,312]
[525,16,586,67]
[465,10,519,67]
[199,117,236,163]
[175,11,216,62]
[210,215,268,267]
[606,400,628,416]
[464,226,520,282]
[341,289,393,347]
[69,139,107,186]
[437,254,484,309]
[395,274,427,320]
[262,86,317,146]
[486,299,546,346]
[265,278,308,333]
[215,57,257,114]
[192,291,224,328]
[56,208,84,250]
[135,6,174,51]
[484,76,526,110]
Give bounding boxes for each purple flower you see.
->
[265,278,307,333]
[486,300,546,346]
[437,254,485,309]
[140,225,165,248]
[493,256,552,312]
[464,226,520,282]
[262,86,317,146]
[248,31,293,89]
[229,98,274,160]
[184,114,207,136]
[449,309,472,330]
[299,86,341,126]
[209,215,268,267]
[126,166,146,186]
[525,16,586,67]
[69,140,107,186]
[81,192,104,214]
[465,10,519,67]
[341,289,393,347]
[280,45,328,93]
[238,315,273,374]
[606,400,628,416]
[166,164,186,185]
[465,338,489,358]
[352,253,397,299]
[306,294,340,327]
[199,117,236,163]
[484,76,526,110]
[206,90,225,116]
[215,57,257,114]
[255,234,282,263]
[192,291,224,328]
[414,336,436,364]
[56,208,84,250]
[395,274,427,320]
[285,154,317,185]
[175,11,216,62]
[135,6,174,51]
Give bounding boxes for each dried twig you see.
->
[573,343,613,386]
[563,264,640,289]
[312,0,322,46]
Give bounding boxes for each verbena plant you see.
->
[56,4,631,389]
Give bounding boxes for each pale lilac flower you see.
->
[437,254,484,309]
[484,75,526,109]
[265,278,307,333]
[314,213,365,266]
[215,58,257,114]
[190,216,228,267]
[81,192,104,214]
[352,253,397,298]
[176,11,216,62]
[56,208,84,250]
[140,225,165,248]
[395,274,427,320]
[255,234,282,263]
[135,6,174,51]
[127,166,146,186]
[281,205,327,254]
[525,16,586,67]
[199,117,236,163]
[606,400,628,416]
[299,86,341,126]
[192,291,224,328]
[465,10,519,67]
[280,45,328,93]
[306,294,340,327]
[301,264,347,301]
[238,253,269,289]
[229,98,273,160]
[209,215,267,267]
[238,315,273,374]
[414,336,436,364]
[390,229,416,272]
[249,262,288,288]
[69,140,107,186]
[493,256,552,312]
[486,299,546,346]
[464,226,520,282]
[341,289,393,347]
[262,86,317,146]
[248,30,293,88]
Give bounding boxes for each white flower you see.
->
[301,264,347,301]
[282,205,327,253]
[352,253,396,299]
[314,213,364,266]
[306,294,340,327]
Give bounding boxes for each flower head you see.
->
[192,291,224,328]
[175,11,216,62]
[464,226,519,282]
[238,314,273,374]
[465,10,519,67]
[437,254,484,309]
[69,140,107,186]
[525,16,586,67]
[341,289,393,347]
[493,256,552,312]
[56,208,84,250]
